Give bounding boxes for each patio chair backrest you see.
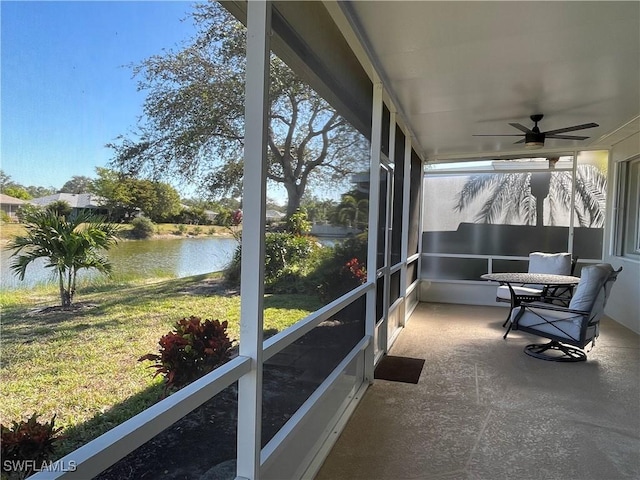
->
[528,252,572,275]
[569,264,621,319]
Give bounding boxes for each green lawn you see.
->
[0,273,322,457]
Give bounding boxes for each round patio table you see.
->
[481,272,580,286]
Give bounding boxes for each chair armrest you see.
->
[520,301,589,316]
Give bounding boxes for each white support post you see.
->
[379,110,396,354]
[400,133,411,326]
[365,81,383,383]
[237,2,270,479]
[568,150,578,254]
[417,156,425,298]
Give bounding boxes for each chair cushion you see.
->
[496,285,544,300]
[569,264,614,311]
[528,252,572,275]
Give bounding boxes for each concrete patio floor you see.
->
[315,302,640,480]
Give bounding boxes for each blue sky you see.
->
[1,1,195,191]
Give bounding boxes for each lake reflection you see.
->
[0,237,238,289]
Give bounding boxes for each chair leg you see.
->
[524,341,587,362]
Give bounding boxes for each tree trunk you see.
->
[284,182,303,217]
[58,274,68,308]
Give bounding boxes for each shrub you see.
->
[312,233,368,302]
[215,208,232,226]
[173,224,187,235]
[1,413,63,479]
[224,232,322,293]
[16,204,41,223]
[130,217,155,239]
[139,316,235,394]
[45,200,72,219]
[286,209,311,235]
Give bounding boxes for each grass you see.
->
[0,273,322,457]
[0,222,26,240]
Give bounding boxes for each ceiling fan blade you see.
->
[543,122,599,135]
[514,138,526,144]
[472,134,524,137]
[509,122,533,133]
[546,134,590,140]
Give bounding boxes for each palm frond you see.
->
[454,175,497,212]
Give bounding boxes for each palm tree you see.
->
[454,164,606,228]
[9,210,120,308]
[336,194,369,229]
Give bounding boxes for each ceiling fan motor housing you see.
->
[525,131,545,149]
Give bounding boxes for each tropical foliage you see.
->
[334,193,369,229]
[454,164,606,227]
[1,413,63,479]
[8,210,120,307]
[139,316,235,394]
[44,200,72,219]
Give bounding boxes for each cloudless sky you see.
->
[1,1,196,191]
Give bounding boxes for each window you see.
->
[616,156,640,258]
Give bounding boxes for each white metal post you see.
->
[417,157,425,299]
[568,150,578,254]
[400,133,411,326]
[237,1,270,479]
[365,81,383,382]
[378,110,396,355]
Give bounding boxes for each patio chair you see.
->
[496,252,575,325]
[510,264,622,362]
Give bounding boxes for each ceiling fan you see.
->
[474,114,599,149]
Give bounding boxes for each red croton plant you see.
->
[344,257,367,284]
[1,413,63,478]
[139,316,236,394]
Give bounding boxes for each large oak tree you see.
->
[108,1,368,216]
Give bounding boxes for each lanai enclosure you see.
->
[35,2,639,479]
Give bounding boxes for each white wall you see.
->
[604,131,640,334]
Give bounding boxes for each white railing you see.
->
[31,283,373,480]
[261,335,370,469]
[420,251,601,283]
[30,355,251,479]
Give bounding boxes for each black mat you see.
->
[374,355,425,384]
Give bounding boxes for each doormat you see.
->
[374,355,425,384]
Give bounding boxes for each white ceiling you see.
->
[345,1,640,161]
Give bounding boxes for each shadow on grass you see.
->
[2,270,326,359]
[56,381,166,458]
[1,274,227,345]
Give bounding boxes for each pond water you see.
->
[0,237,239,290]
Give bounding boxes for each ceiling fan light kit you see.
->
[525,135,545,149]
[474,114,599,149]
